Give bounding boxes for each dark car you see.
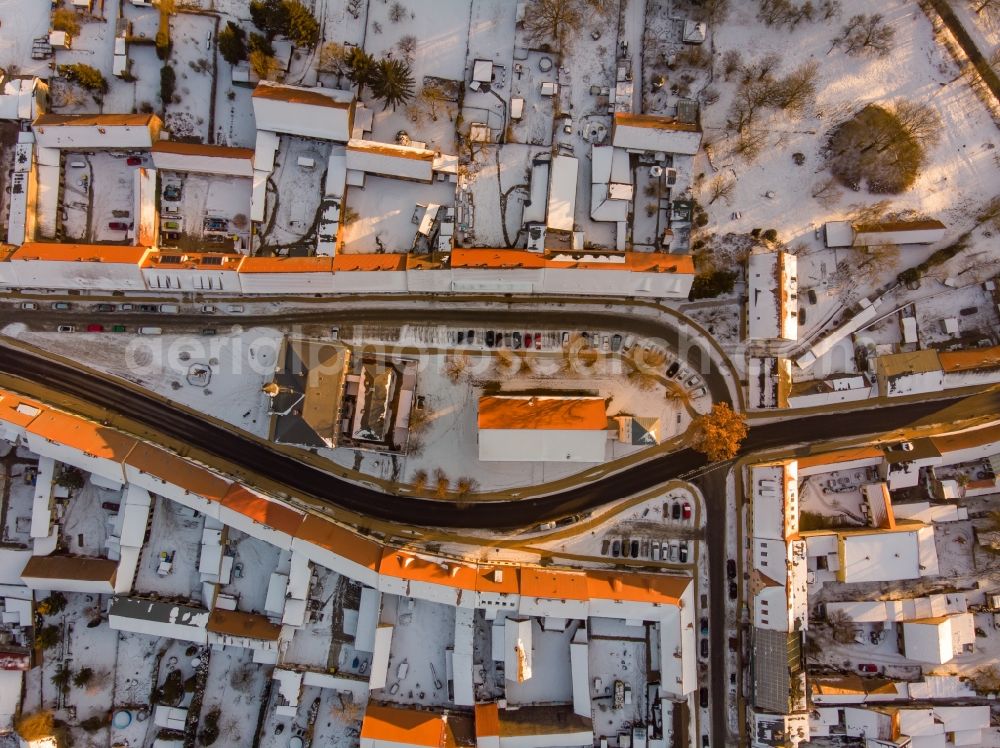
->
[126,156,143,166]
[729,581,738,600]
[700,617,709,635]
[95,303,115,312]
[807,288,818,304]
[486,330,495,347]
[700,638,709,658]
[512,331,521,349]
[671,502,681,520]
[699,687,708,708]
[52,302,71,310]
[678,542,688,563]
[630,539,639,558]
[611,333,622,351]
[101,501,120,512]
[163,185,182,201]
[666,361,681,378]
[108,221,129,230]
[621,537,631,558]
[162,231,180,242]
[138,304,158,313]
[457,330,465,344]
[467,330,475,343]
[727,559,737,579]
[611,539,621,557]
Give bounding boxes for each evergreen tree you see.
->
[218,21,247,65]
[345,47,377,98]
[371,57,415,111]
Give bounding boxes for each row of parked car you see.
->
[606,537,691,563]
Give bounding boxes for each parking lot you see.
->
[158,171,252,253]
[61,152,143,243]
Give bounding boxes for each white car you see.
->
[651,541,660,559]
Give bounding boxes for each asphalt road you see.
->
[1,339,990,529]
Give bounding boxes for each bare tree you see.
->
[523,0,583,54]
[819,0,842,20]
[721,50,742,81]
[892,99,943,149]
[970,0,1000,20]
[317,42,348,74]
[455,476,480,496]
[445,354,470,383]
[827,609,857,644]
[855,242,900,282]
[433,468,450,498]
[706,173,736,204]
[698,0,731,24]
[836,14,895,57]
[732,127,767,163]
[811,175,843,208]
[773,60,819,114]
[412,469,428,493]
[396,34,417,63]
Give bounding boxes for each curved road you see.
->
[1,340,992,529]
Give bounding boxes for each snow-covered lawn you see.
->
[164,13,217,141]
[0,0,51,77]
[380,595,455,708]
[265,137,331,247]
[133,495,205,599]
[341,176,457,253]
[199,647,268,746]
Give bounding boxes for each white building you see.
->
[251,82,354,141]
[611,112,702,155]
[546,154,578,232]
[345,139,436,183]
[477,395,608,462]
[747,250,798,341]
[825,219,947,248]
[151,141,255,177]
[901,613,975,664]
[8,243,150,291]
[32,113,162,149]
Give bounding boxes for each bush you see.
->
[156,669,185,706]
[57,64,108,95]
[285,0,319,45]
[160,65,176,105]
[155,28,172,60]
[762,228,778,242]
[73,667,93,688]
[35,624,60,650]
[51,665,72,693]
[689,270,737,300]
[218,22,247,65]
[826,104,924,193]
[248,32,274,57]
[52,8,81,37]
[199,708,221,746]
[80,715,107,733]
[36,592,67,617]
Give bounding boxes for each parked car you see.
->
[699,687,708,708]
[700,638,709,658]
[138,304,158,313]
[611,539,621,557]
[666,361,681,378]
[512,331,521,349]
[227,305,244,313]
[126,156,143,166]
[57,325,75,332]
[682,502,691,520]
[651,541,660,559]
[700,617,709,635]
[485,330,495,347]
[108,221,129,231]
[630,539,639,558]
[52,302,71,310]
[534,333,541,350]
[729,581,738,600]
[86,324,104,332]
[112,325,126,333]
[671,502,681,520]
[678,542,688,563]
[727,559,737,579]
[163,221,180,230]
[162,231,180,242]
[457,330,465,344]
[120,304,134,311]
[611,333,622,351]
[21,302,37,310]
[101,501,121,511]
[661,543,670,561]
[163,185,182,201]
[202,329,217,336]
[523,332,532,348]
[686,375,701,388]
[807,288,818,304]
[95,303,115,312]
[858,663,880,674]
[201,305,216,313]
[467,330,475,344]
[691,386,707,398]
[561,331,570,345]
[668,541,678,561]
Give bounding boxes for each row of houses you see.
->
[0,242,696,297]
[0,386,699,701]
[747,421,1000,746]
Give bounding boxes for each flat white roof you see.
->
[841,530,922,583]
[825,221,854,248]
[479,428,606,462]
[546,155,578,232]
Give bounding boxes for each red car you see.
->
[108,221,129,230]
[858,663,880,674]
[534,333,542,350]
[126,156,143,166]
[682,502,691,520]
[523,332,533,348]
[86,324,104,332]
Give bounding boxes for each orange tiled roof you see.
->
[474,703,500,738]
[478,396,607,431]
[450,248,695,274]
[332,254,407,272]
[26,410,137,461]
[614,111,700,133]
[221,484,305,536]
[21,554,117,582]
[11,242,151,264]
[0,390,46,428]
[519,567,589,600]
[938,345,1000,373]
[34,113,160,128]
[151,141,255,160]
[124,442,231,501]
[206,608,281,641]
[451,248,547,270]
[797,446,884,470]
[585,570,688,604]
[475,565,520,595]
[347,138,436,162]
[360,703,447,747]
[294,514,382,570]
[930,423,1000,454]
[378,551,478,591]
[238,256,335,273]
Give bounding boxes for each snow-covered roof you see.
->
[251,82,354,141]
[0,77,43,121]
[902,612,975,664]
[747,250,797,341]
[32,113,161,149]
[345,138,436,182]
[611,112,701,155]
[151,141,255,177]
[838,526,938,584]
[546,154,578,232]
[478,395,607,462]
[824,220,854,248]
